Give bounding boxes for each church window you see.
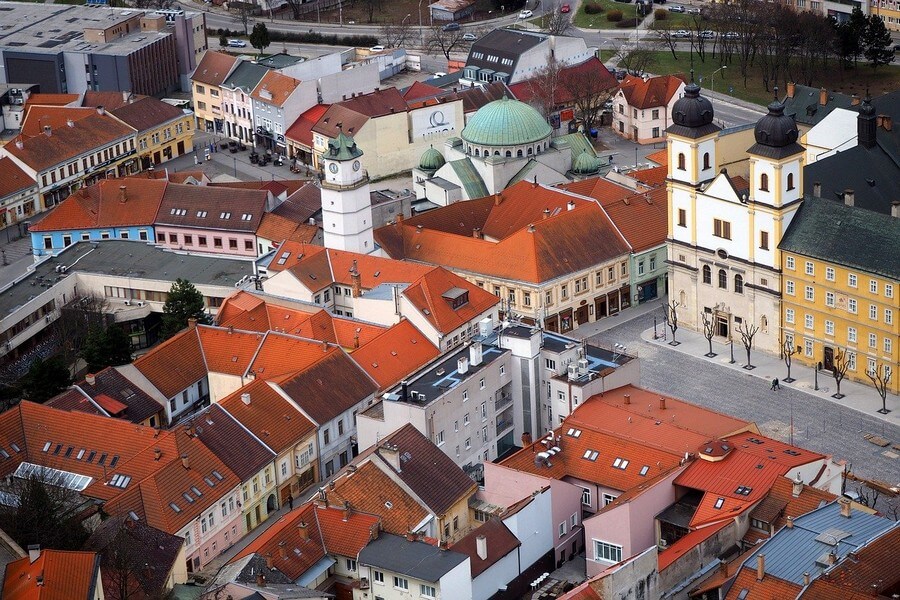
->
[678,209,686,227]
[517,149,523,157]
[734,274,743,294]
[505,150,511,157]
[713,218,731,240]
[786,173,795,190]
[718,269,727,289]
[528,147,533,155]
[677,153,686,170]
[702,152,711,170]
[760,173,769,192]
[494,151,500,156]
[702,265,712,285]
[760,231,769,250]
[474,149,480,156]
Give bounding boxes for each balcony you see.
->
[495,407,514,436]
[494,392,513,412]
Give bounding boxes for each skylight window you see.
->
[76,449,85,460]
[241,213,252,221]
[747,438,764,445]
[276,252,290,265]
[53,444,62,455]
[212,470,224,481]
[639,465,650,476]
[11,443,20,453]
[87,451,96,463]
[197,211,208,218]
[42,442,51,452]
[98,453,107,465]
[183,492,194,503]
[170,503,181,513]
[190,486,202,497]
[109,474,131,489]
[204,477,215,487]
[735,486,752,496]
[64,447,73,458]
[567,428,582,438]
[582,450,599,461]
[714,497,725,509]
[109,456,119,468]
[220,212,231,219]
[612,458,629,470]
[0,450,9,459]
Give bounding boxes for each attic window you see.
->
[170,208,187,216]
[109,456,120,468]
[639,465,650,476]
[204,477,215,487]
[241,214,252,221]
[374,271,381,277]
[10,443,20,453]
[197,211,208,218]
[714,497,725,509]
[566,428,582,437]
[0,450,8,459]
[735,486,752,496]
[747,438,764,445]
[169,502,181,513]
[87,451,96,463]
[98,453,107,465]
[212,470,224,481]
[183,492,194,503]
[76,449,85,460]
[191,486,203,497]
[783,449,801,456]
[53,444,62,455]
[109,474,131,488]
[220,212,231,219]
[385,501,393,509]
[442,287,469,309]
[612,458,629,469]
[42,442,51,452]
[276,252,291,265]
[64,447,74,458]
[582,450,599,461]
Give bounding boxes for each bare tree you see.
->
[615,43,661,75]
[831,348,849,398]
[559,63,616,133]
[527,55,563,121]
[866,362,892,414]
[425,25,466,60]
[380,20,415,48]
[230,1,256,35]
[736,321,759,369]
[651,20,681,61]
[663,301,679,345]
[701,312,716,357]
[544,3,573,35]
[55,294,111,373]
[361,0,383,24]
[782,338,798,382]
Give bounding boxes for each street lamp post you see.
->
[233,156,238,178]
[418,0,424,45]
[710,65,726,96]
[729,338,735,364]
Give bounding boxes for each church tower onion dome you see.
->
[573,150,601,175]
[419,146,445,171]
[461,96,552,147]
[672,81,714,128]
[754,101,800,148]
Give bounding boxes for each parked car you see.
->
[369,45,385,52]
[699,30,715,39]
[519,9,534,18]
[463,32,477,41]
[668,4,685,11]
[671,29,691,38]
[724,31,740,39]
[560,3,571,12]
[433,72,447,78]
[227,39,247,48]
[686,6,702,13]
[894,44,900,52]
[442,22,460,31]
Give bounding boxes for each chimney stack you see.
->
[241,393,251,405]
[803,572,810,586]
[85,373,96,386]
[542,208,551,219]
[659,396,666,410]
[67,119,75,128]
[97,105,105,116]
[457,356,469,375]
[43,125,52,137]
[819,88,827,106]
[350,260,361,297]
[839,497,852,518]
[827,551,837,565]
[850,94,860,106]
[322,339,329,353]
[567,200,576,211]
[527,223,535,233]
[406,530,416,542]
[298,521,309,540]
[623,393,631,405]
[882,115,893,131]
[187,317,197,329]
[892,201,900,218]
[756,554,765,581]
[813,182,821,197]
[844,189,854,207]
[792,474,803,497]
[521,432,532,446]
[380,442,402,472]
[119,185,127,203]
[469,341,483,366]
[494,193,502,206]
[15,139,23,150]
[786,516,794,529]
[257,572,267,587]
[786,82,795,98]
[472,227,482,239]
[154,448,162,461]
[343,501,352,522]
[181,454,189,469]
[859,96,877,149]
[27,545,40,564]
[476,535,488,560]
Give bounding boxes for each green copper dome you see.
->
[419,146,446,171]
[573,150,601,175]
[462,96,552,147]
[327,132,363,161]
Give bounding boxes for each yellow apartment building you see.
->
[191,51,240,134]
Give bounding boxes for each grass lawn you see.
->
[573,0,641,29]
[653,10,694,27]
[641,50,900,107]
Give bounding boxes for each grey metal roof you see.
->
[358,533,468,582]
[778,196,900,281]
[782,85,856,126]
[742,501,898,586]
[223,61,269,93]
[466,28,546,76]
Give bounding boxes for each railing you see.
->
[494,393,513,411]
[496,417,514,436]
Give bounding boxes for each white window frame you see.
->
[825,266,835,281]
[805,261,814,276]
[785,308,795,324]
[593,540,623,564]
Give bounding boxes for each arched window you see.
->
[702,265,712,284]
[517,149,523,157]
[494,150,500,156]
[787,173,794,191]
[505,150,512,157]
[679,290,686,307]
[474,148,480,157]
[527,147,533,155]
[760,173,769,192]
[760,315,768,333]
[734,274,744,294]
[718,269,727,289]
[677,153,686,171]
[703,152,711,170]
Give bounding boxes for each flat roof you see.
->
[358,533,468,582]
[0,2,197,55]
[0,240,254,319]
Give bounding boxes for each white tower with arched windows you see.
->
[320,131,375,254]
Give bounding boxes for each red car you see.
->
[561,3,571,11]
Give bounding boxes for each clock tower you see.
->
[320,131,374,254]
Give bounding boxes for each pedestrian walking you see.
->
[771,378,780,391]
[288,494,294,510]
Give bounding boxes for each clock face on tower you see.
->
[328,163,339,174]
[352,160,361,172]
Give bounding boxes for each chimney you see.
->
[819,88,827,106]
[756,554,765,581]
[786,82,795,98]
[227,325,234,334]
[322,339,329,353]
[892,201,900,218]
[839,497,852,518]
[298,521,309,540]
[457,356,469,375]
[15,140,23,150]
[278,545,287,559]
[153,448,162,461]
[401,380,409,403]
[792,474,803,497]
[659,396,666,410]
[472,227,482,239]
[97,105,105,115]
[527,224,535,233]
[844,189,854,207]
[143,563,152,582]
[85,373,96,386]
[542,208,551,219]
[786,516,794,529]
[858,97,877,149]
[36,573,43,586]
[813,182,821,197]
[494,193,502,206]
[187,317,197,329]
[122,90,130,103]
[380,442,402,472]
[241,393,251,405]
[850,94,860,106]
[43,125,52,137]
[350,260,361,297]
[119,185,127,203]
[181,454,189,469]
[803,572,810,586]
[521,432,532,446]
[27,545,40,564]
[827,551,837,565]
[623,393,631,405]
[343,501,352,522]
[66,119,75,128]
[257,572,267,587]
[406,531,416,542]
[882,115,893,131]
[567,200,576,211]
[476,535,488,560]
[265,553,274,569]
[353,335,360,349]
[469,341,483,366]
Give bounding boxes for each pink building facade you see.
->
[155,226,259,258]
[181,485,245,572]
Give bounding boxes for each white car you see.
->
[462,32,477,41]
[519,9,534,18]
[369,45,385,52]
[671,29,691,38]
[227,39,247,48]
[724,31,740,39]
[699,30,715,39]
[668,4,685,12]
[687,6,702,13]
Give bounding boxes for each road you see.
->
[574,302,900,485]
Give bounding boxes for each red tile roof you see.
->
[352,320,440,391]
[724,432,825,469]
[401,267,499,335]
[21,106,96,136]
[0,158,36,199]
[315,503,381,557]
[618,74,686,110]
[196,326,261,376]
[257,213,318,246]
[675,450,794,511]
[402,81,443,101]
[181,404,275,482]
[108,96,187,133]
[557,177,634,203]
[23,93,80,108]
[133,328,206,399]
[629,165,668,188]
[233,502,325,581]
[723,566,801,600]
[218,379,316,454]
[658,520,731,571]
[155,184,267,233]
[248,332,339,379]
[2,550,99,600]
[766,477,835,530]
[286,248,432,293]
[29,178,167,232]
[251,70,302,107]
[509,57,617,105]
[330,461,428,536]
[598,186,667,253]
[645,148,668,166]
[313,88,408,138]
[191,51,240,87]
[451,518,520,577]
[801,527,900,598]
[285,104,330,148]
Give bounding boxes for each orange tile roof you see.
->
[557,177,634,203]
[674,450,791,507]
[2,550,99,600]
[766,477,835,530]
[257,213,318,246]
[196,326,262,376]
[29,178,168,232]
[724,432,824,469]
[191,51,240,87]
[23,93,80,108]
[218,379,316,454]
[312,88,408,138]
[315,503,381,557]
[690,491,751,528]
[376,182,632,284]
[331,461,428,536]
[724,566,801,600]
[451,518,520,577]
[285,103,330,148]
[645,148,668,166]
[558,582,603,600]
[216,291,269,330]
[251,70,302,107]
[401,267,499,335]
[266,241,326,274]
[618,74,686,110]
[287,249,433,293]
[248,332,337,379]
[233,502,326,581]
[594,187,668,253]
[352,320,440,391]
[802,527,900,598]
[658,520,731,571]
[21,106,96,137]
[628,165,668,188]
[0,157,36,199]
[133,328,206,399]
[402,81,443,101]
[330,316,385,349]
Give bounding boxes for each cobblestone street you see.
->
[576,302,900,484]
